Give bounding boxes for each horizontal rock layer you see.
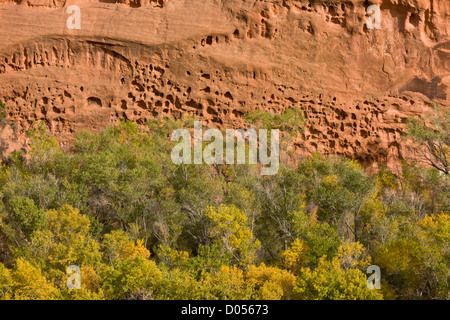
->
[0,0,449,171]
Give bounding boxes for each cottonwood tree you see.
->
[406,103,449,175]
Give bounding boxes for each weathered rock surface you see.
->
[0,0,449,172]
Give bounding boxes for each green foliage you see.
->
[205,204,261,265]
[297,154,374,221]
[9,259,61,300]
[405,103,449,174]
[199,265,252,300]
[155,267,201,300]
[14,205,102,290]
[244,106,305,134]
[245,106,305,164]
[0,100,6,121]
[245,263,297,299]
[295,255,383,300]
[375,213,450,299]
[9,196,47,238]
[187,242,232,276]
[0,263,12,300]
[102,230,150,266]
[102,256,162,300]
[288,208,341,266]
[0,118,448,300]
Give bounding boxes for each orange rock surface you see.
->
[0,0,449,172]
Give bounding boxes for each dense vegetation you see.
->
[0,108,448,300]
[0,100,6,123]
[406,103,449,175]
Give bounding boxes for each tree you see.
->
[0,262,12,300]
[63,265,105,300]
[155,267,200,300]
[205,204,261,265]
[296,154,375,242]
[102,256,162,300]
[0,100,6,121]
[102,230,150,266]
[375,213,450,299]
[295,256,382,300]
[244,106,305,165]
[8,196,47,238]
[0,117,447,301]
[245,264,297,300]
[281,238,307,274]
[406,103,449,174]
[9,259,61,300]
[288,207,341,267]
[16,205,103,292]
[199,265,252,300]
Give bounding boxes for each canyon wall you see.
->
[0,0,449,171]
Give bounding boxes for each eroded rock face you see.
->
[0,0,449,172]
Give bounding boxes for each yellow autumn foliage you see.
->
[205,204,261,265]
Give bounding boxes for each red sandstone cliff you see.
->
[0,0,449,171]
